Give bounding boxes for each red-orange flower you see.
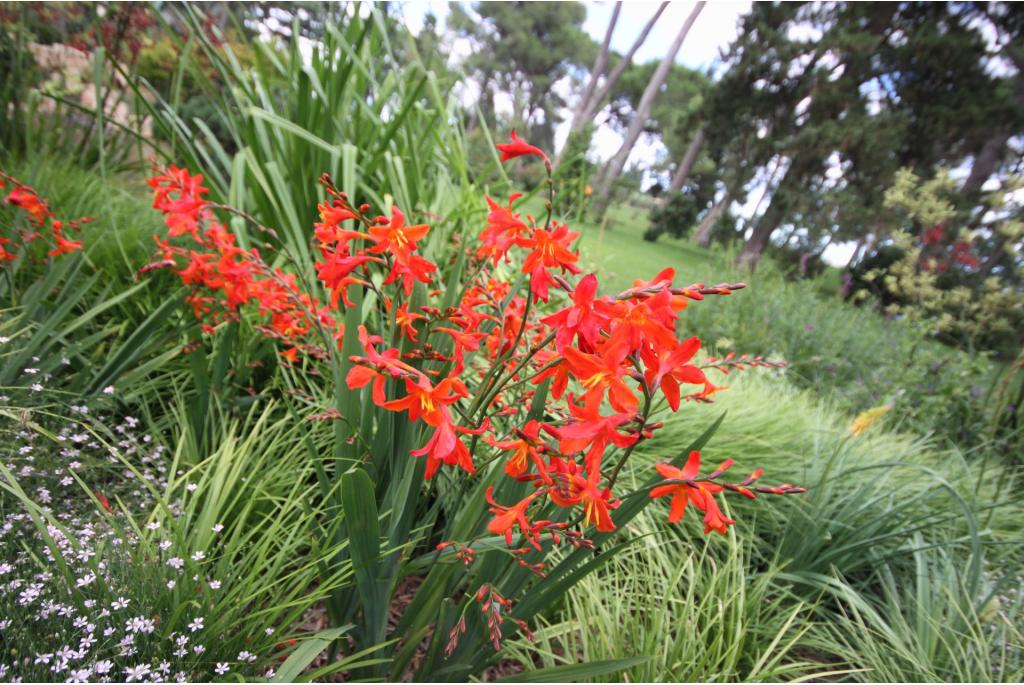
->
[147,165,209,240]
[548,462,618,532]
[540,273,609,353]
[562,347,638,413]
[520,223,580,302]
[649,451,735,535]
[367,207,430,262]
[485,487,541,546]
[641,336,709,411]
[557,393,638,476]
[5,186,52,226]
[478,193,530,264]
[496,130,549,163]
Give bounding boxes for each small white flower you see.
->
[124,664,150,682]
[212,523,224,533]
[166,579,176,590]
[111,597,130,610]
[93,660,112,675]
[188,617,204,633]
[214,663,229,676]
[265,627,275,636]
[159,540,172,551]
[238,650,256,663]
[145,521,160,531]
[208,580,222,590]
[186,483,198,492]
[264,669,276,679]
[67,667,93,682]
[191,550,205,562]
[193,644,205,655]
[30,383,43,392]
[0,336,9,344]
[23,368,38,375]
[166,557,184,570]
[102,386,115,395]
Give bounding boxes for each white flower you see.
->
[67,667,93,682]
[214,663,229,676]
[186,483,198,492]
[238,650,256,663]
[265,627,275,636]
[159,540,172,551]
[166,557,184,570]
[145,521,160,531]
[192,644,205,655]
[102,386,115,395]
[166,580,176,590]
[125,616,155,634]
[30,383,43,392]
[208,580,222,590]
[23,368,38,374]
[191,550,206,562]
[111,597,130,610]
[212,523,224,533]
[264,669,276,679]
[0,336,9,343]
[93,660,112,675]
[188,617,204,633]
[123,664,150,682]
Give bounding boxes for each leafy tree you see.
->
[448,2,593,150]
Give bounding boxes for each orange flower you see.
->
[520,223,580,302]
[478,193,530,264]
[562,347,638,413]
[485,487,541,546]
[557,393,637,476]
[548,463,618,532]
[540,273,609,353]
[147,165,209,240]
[496,130,549,163]
[488,420,548,477]
[641,336,709,411]
[367,207,430,263]
[5,186,52,226]
[382,375,468,427]
[648,451,735,535]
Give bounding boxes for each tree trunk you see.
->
[667,126,706,194]
[576,2,669,128]
[592,2,705,209]
[567,2,620,134]
[736,204,783,270]
[962,131,1010,198]
[693,190,729,247]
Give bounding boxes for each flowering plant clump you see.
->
[1,170,90,262]
[0,407,270,683]
[142,131,804,671]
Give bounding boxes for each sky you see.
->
[398,1,859,266]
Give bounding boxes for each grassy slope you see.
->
[501,196,1023,681]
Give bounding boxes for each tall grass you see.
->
[519,370,1023,682]
[125,4,484,280]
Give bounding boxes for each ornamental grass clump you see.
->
[143,132,804,679]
